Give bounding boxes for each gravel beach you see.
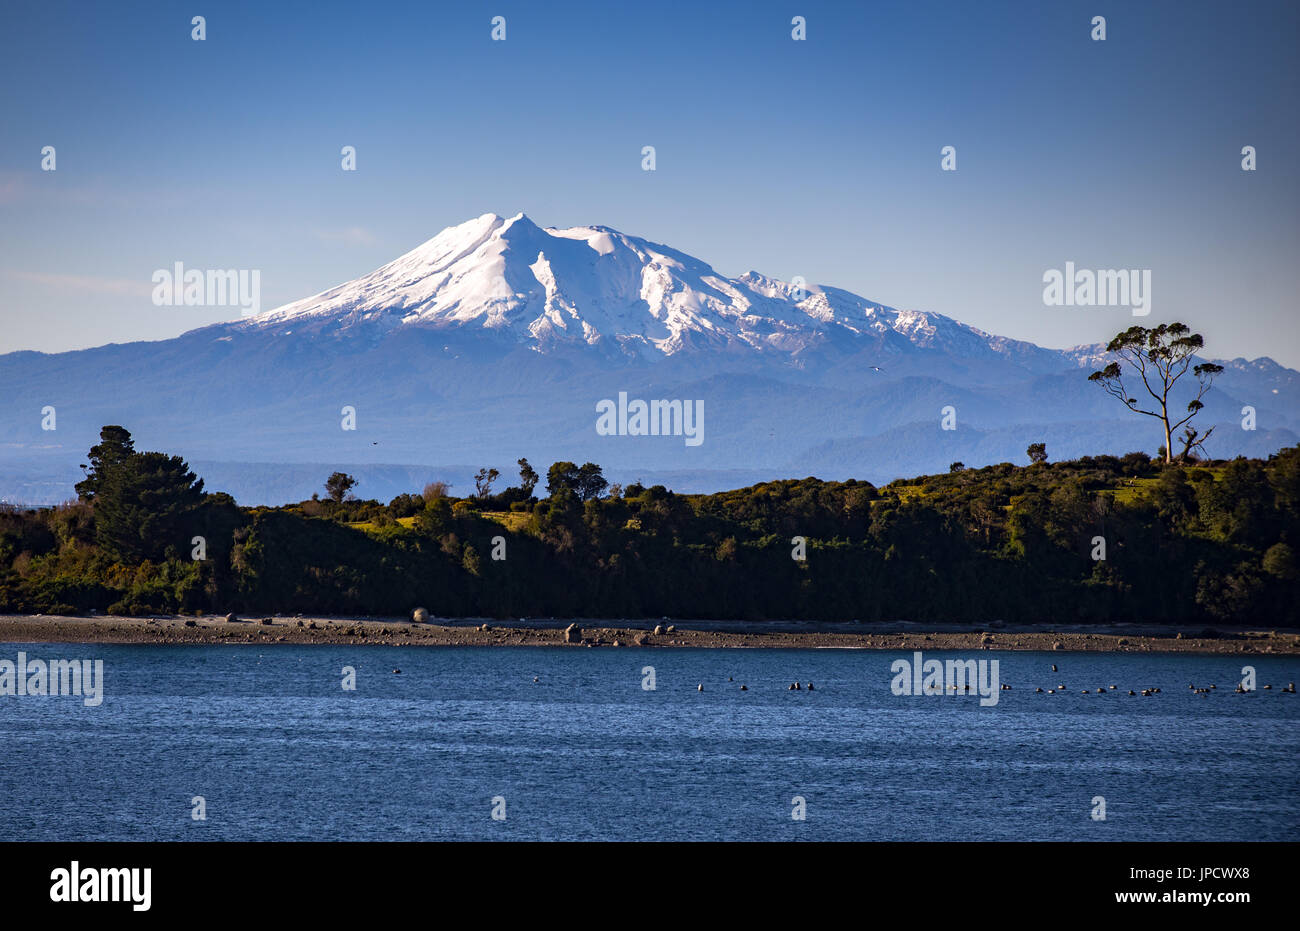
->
[2,614,1296,654]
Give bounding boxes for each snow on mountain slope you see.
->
[244,212,1060,366]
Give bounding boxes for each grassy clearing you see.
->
[479,510,532,532]
[347,515,417,532]
[884,483,927,503]
[349,511,532,535]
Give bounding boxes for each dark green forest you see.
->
[2,425,1297,625]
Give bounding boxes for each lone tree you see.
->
[76,426,205,562]
[1026,442,1048,465]
[546,461,609,501]
[325,471,358,504]
[517,458,539,496]
[76,425,136,501]
[96,451,205,562]
[474,467,500,499]
[1087,323,1223,464]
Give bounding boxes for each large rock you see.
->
[412,607,428,623]
[564,623,582,644]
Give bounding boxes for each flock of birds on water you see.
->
[499,661,1297,696]
[274,658,1297,699]
[374,655,1289,696]
[1022,662,1297,698]
[682,662,1298,697]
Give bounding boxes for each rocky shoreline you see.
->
[1,614,1297,654]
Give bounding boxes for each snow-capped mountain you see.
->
[245,212,1064,370]
[0,212,1295,505]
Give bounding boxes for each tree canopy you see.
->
[3,428,1297,625]
[1088,323,1224,463]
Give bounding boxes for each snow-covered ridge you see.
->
[240,212,1061,364]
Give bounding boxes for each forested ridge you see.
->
[1,425,1297,625]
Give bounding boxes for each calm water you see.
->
[1,643,1296,841]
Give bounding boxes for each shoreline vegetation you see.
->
[2,614,1297,654]
[2,419,1298,628]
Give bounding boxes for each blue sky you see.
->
[2,0,1297,365]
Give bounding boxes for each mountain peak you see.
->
[242,213,1060,366]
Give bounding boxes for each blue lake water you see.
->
[1,643,1296,841]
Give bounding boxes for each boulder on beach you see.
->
[412,607,429,623]
[564,623,582,644]
[225,613,238,623]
